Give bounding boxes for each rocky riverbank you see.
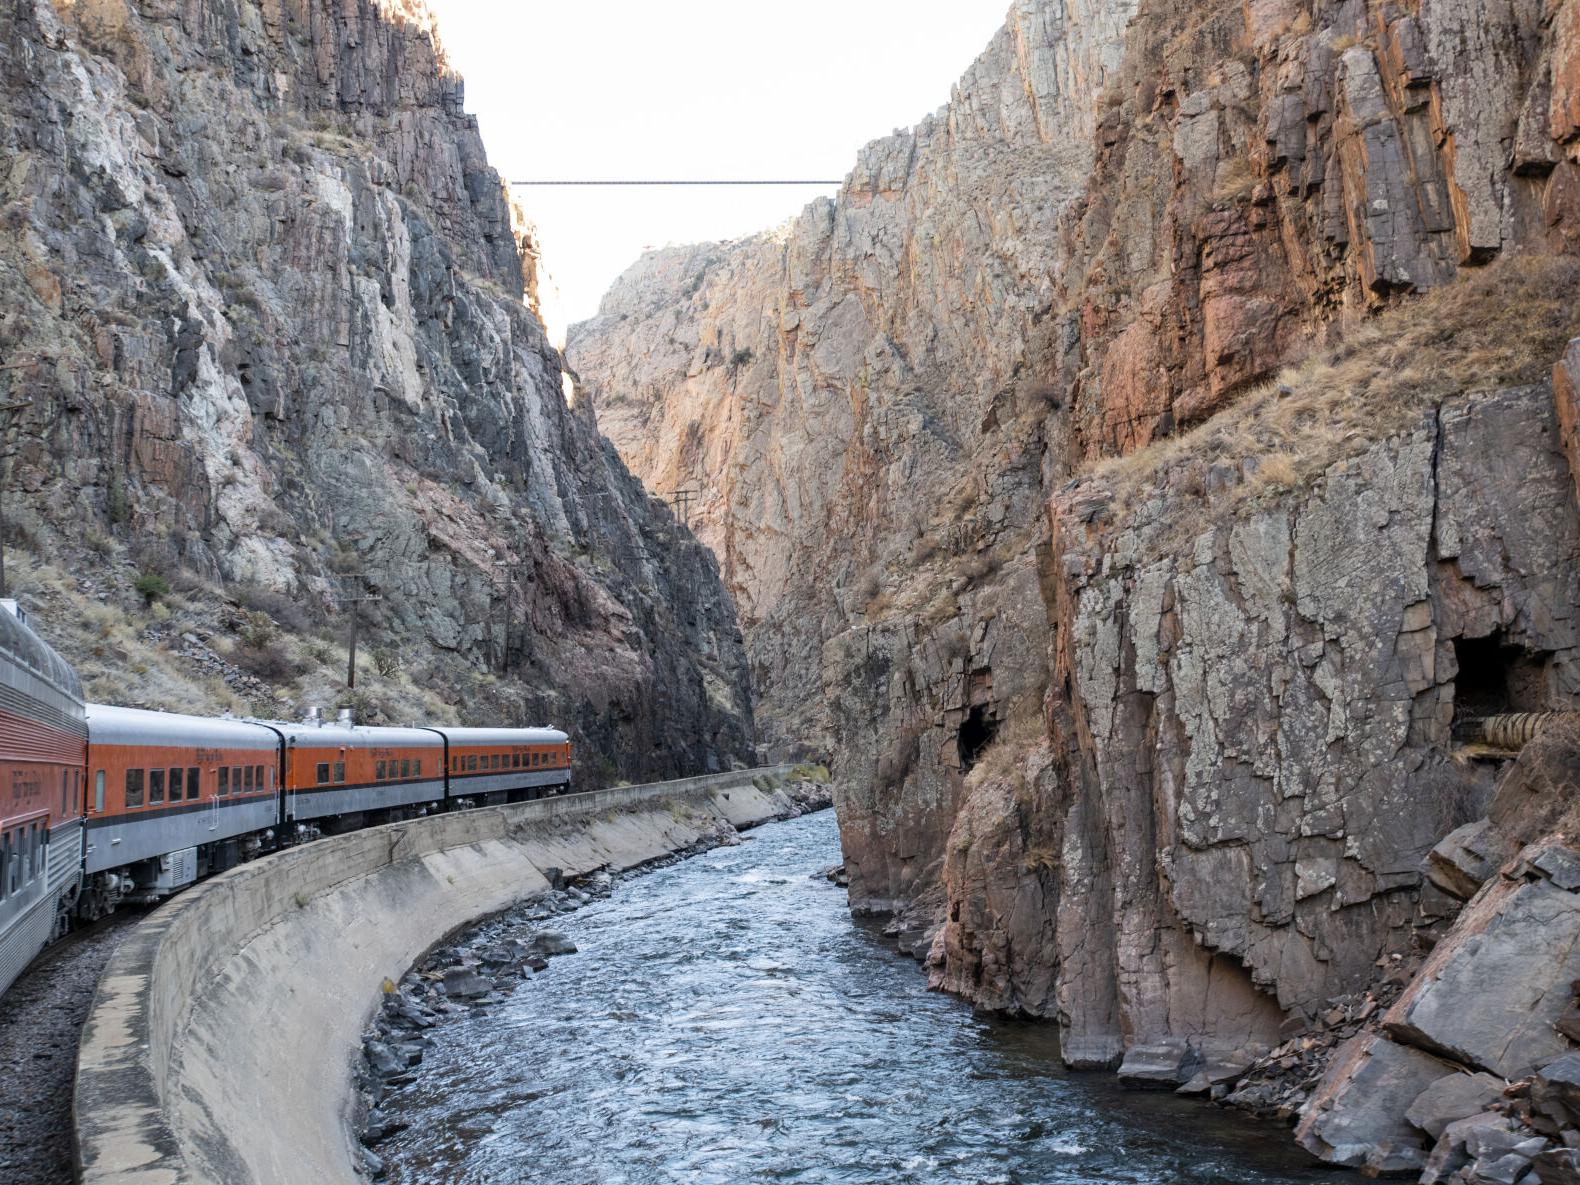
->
[351,776,833,1178]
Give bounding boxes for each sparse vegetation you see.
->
[106,476,131,525]
[134,570,170,605]
[229,640,303,683]
[1081,255,1580,539]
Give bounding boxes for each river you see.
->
[381,808,1345,1185]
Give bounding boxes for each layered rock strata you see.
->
[569,0,1580,1131]
[0,0,753,777]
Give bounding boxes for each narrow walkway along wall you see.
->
[73,767,806,1185]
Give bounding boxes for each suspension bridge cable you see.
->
[508,179,843,186]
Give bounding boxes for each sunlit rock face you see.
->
[0,0,754,778]
[571,0,1580,1078]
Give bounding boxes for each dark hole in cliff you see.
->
[1451,633,1552,733]
[958,704,998,773]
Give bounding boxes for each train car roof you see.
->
[259,721,444,748]
[0,607,84,709]
[86,703,280,749]
[427,726,568,746]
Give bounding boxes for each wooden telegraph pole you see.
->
[328,584,382,689]
[666,486,699,532]
[0,397,33,599]
[492,560,527,673]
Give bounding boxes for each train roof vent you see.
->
[337,707,354,727]
[305,705,322,725]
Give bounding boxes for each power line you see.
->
[508,179,842,187]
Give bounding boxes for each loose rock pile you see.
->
[351,866,630,1180]
[1218,971,1414,1119]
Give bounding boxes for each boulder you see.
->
[1385,877,1580,1079]
[1534,1054,1580,1130]
[1409,1072,1511,1139]
[364,1040,405,1078]
[1536,1148,1580,1184]
[1422,1112,1511,1185]
[526,931,577,958]
[1296,1033,1452,1168]
[1428,820,1518,900]
[480,940,530,969]
[1118,1038,1203,1089]
[439,967,493,1000]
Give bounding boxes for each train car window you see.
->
[333,762,345,784]
[95,771,105,813]
[397,759,408,778]
[242,766,253,793]
[29,823,38,879]
[375,760,386,780]
[1,831,9,899]
[414,759,423,777]
[218,767,229,796]
[171,768,186,800]
[187,768,200,800]
[230,766,241,793]
[126,768,145,808]
[254,765,264,791]
[315,763,329,785]
[149,768,165,805]
[268,767,275,789]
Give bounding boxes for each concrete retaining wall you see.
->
[74,766,802,1185]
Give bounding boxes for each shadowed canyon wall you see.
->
[570,0,1580,1099]
[0,0,754,780]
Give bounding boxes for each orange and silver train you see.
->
[0,605,573,997]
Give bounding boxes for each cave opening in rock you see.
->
[1451,632,1552,730]
[958,704,998,773]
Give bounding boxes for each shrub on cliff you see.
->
[229,640,304,683]
[134,570,169,605]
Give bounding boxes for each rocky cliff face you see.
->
[570,0,1580,1134]
[0,0,754,780]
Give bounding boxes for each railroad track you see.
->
[0,911,142,1185]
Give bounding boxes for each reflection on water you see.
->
[382,810,1344,1185]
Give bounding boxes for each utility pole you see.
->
[0,397,32,599]
[327,584,382,689]
[666,486,699,531]
[492,560,524,673]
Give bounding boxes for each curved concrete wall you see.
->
[74,767,801,1185]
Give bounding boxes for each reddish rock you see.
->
[1555,338,1580,511]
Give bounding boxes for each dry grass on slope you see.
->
[7,547,459,725]
[1080,254,1580,529]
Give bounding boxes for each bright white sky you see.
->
[427,1,1011,329]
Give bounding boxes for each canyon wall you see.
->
[0,0,753,779]
[570,0,1580,1117]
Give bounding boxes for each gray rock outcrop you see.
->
[0,0,754,777]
